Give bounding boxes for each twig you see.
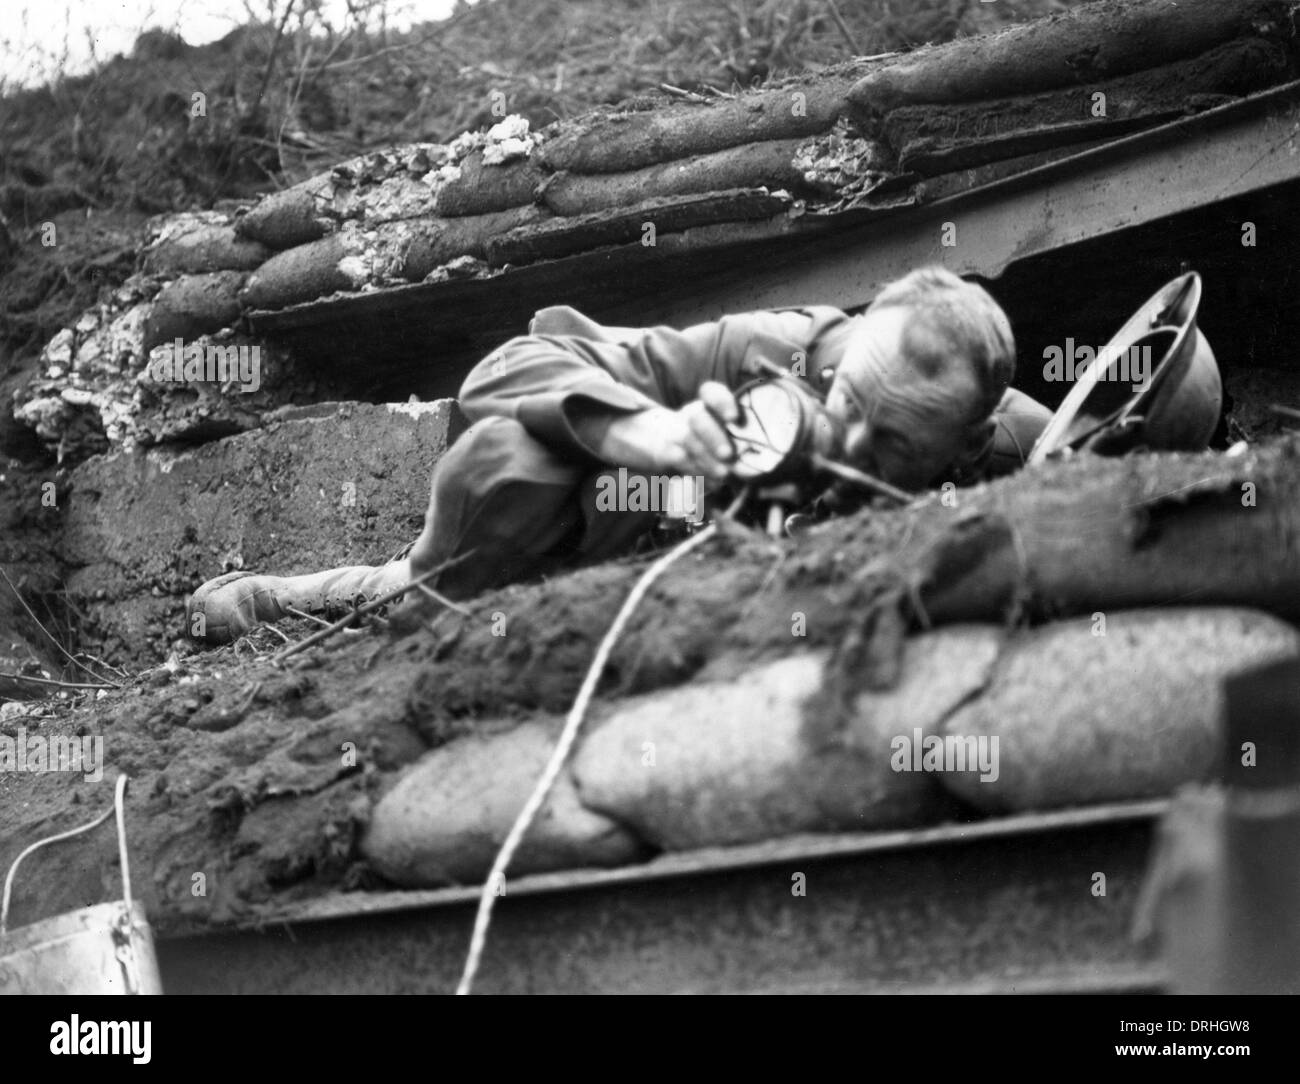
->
[456,533,714,990]
[0,568,123,688]
[824,0,863,55]
[254,0,298,112]
[282,604,333,629]
[0,672,114,691]
[270,551,477,666]
[456,525,720,995]
[238,681,262,712]
[71,651,131,681]
[809,452,913,505]
[415,583,472,617]
[659,82,710,102]
[309,30,451,75]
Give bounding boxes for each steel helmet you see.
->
[1028,272,1222,464]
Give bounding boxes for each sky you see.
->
[2,0,466,89]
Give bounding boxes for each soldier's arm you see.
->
[458,307,840,471]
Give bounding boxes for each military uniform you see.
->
[189,303,1052,640]
[405,305,1052,598]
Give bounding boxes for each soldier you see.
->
[188,266,1052,643]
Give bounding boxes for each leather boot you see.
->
[187,560,411,644]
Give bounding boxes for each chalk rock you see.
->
[362,721,643,886]
[939,608,1300,812]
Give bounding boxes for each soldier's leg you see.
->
[406,416,591,598]
[190,418,660,642]
[190,417,584,642]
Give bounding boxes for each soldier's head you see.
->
[826,267,1015,490]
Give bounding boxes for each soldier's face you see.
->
[825,307,982,491]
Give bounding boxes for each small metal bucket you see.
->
[0,775,162,994]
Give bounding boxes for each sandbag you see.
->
[238,234,357,310]
[539,79,851,174]
[142,216,270,275]
[572,627,1001,851]
[234,175,335,250]
[434,151,544,217]
[390,204,545,280]
[938,608,1300,813]
[848,0,1295,113]
[141,271,246,354]
[882,37,1289,175]
[361,721,644,886]
[539,139,807,217]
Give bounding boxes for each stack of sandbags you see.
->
[229,0,1300,312]
[236,81,887,311]
[235,126,553,310]
[17,97,872,451]
[491,78,881,263]
[845,0,1298,176]
[360,606,1298,887]
[136,208,287,351]
[233,143,450,250]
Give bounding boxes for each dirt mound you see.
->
[3,438,1300,935]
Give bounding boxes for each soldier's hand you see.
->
[581,382,740,481]
[671,382,740,481]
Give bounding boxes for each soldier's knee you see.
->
[433,416,578,504]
